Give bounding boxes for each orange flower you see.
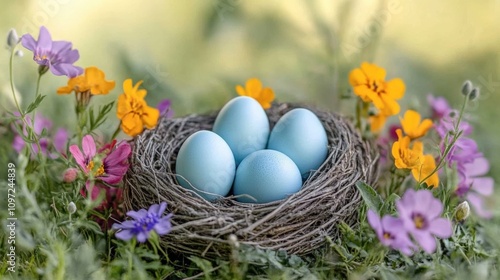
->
[412,155,439,188]
[236,78,275,109]
[369,113,388,133]
[392,129,423,169]
[400,110,433,139]
[116,79,159,137]
[349,62,405,116]
[57,66,115,95]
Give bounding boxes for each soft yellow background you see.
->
[1,0,499,183]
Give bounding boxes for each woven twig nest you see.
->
[123,103,378,258]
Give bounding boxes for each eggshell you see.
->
[176,130,235,201]
[213,96,270,165]
[233,150,302,203]
[267,108,328,178]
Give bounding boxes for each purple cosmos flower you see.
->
[456,156,494,218]
[367,210,416,255]
[21,26,83,77]
[69,134,131,186]
[112,202,173,242]
[158,99,174,118]
[396,189,453,254]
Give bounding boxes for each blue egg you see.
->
[213,96,270,165]
[176,130,236,201]
[233,150,302,203]
[267,108,328,178]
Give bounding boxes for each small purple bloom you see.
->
[367,210,416,256]
[456,156,494,218]
[427,94,451,120]
[21,26,83,77]
[396,189,453,254]
[112,202,173,243]
[11,113,67,158]
[157,99,174,118]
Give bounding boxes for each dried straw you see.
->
[123,103,378,259]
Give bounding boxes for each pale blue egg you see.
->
[233,150,302,203]
[267,108,328,178]
[176,130,236,201]
[213,96,270,165]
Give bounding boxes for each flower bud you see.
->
[67,202,77,214]
[461,80,472,96]
[15,50,23,57]
[6,28,19,49]
[63,168,79,183]
[468,87,479,101]
[454,201,470,223]
[228,234,239,248]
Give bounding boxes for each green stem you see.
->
[111,123,122,140]
[418,96,468,186]
[128,239,136,277]
[9,47,23,115]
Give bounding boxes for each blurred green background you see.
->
[1,0,499,187]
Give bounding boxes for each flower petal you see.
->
[464,157,490,177]
[69,145,86,170]
[37,26,53,51]
[367,210,383,237]
[429,218,452,238]
[21,34,37,51]
[82,135,97,159]
[348,68,367,87]
[470,177,494,196]
[236,85,247,96]
[412,230,437,254]
[127,209,148,220]
[245,78,262,96]
[360,62,386,81]
[385,78,405,99]
[467,193,493,219]
[142,106,160,129]
[121,113,144,137]
[115,229,134,241]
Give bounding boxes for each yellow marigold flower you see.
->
[349,62,405,116]
[57,66,115,95]
[412,154,439,188]
[400,110,433,139]
[116,79,159,137]
[236,78,275,109]
[392,129,423,169]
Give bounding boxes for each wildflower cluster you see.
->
[6,26,174,239]
[349,62,495,256]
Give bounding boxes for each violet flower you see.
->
[367,210,416,256]
[456,156,494,218]
[427,94,451,120]
[158,99,174,118]
[396,189,453,254]
[69,134,131,186]
[21,26,83,77]
[112,202,173,242]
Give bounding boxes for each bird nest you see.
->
[123,103,378,259]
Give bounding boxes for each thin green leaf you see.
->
[25,94,46,114]
[355,182,383,213]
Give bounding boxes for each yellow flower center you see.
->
[130,98,144,113]
[86,161,105,177]
[413,215,425,229]
[383,232,391,240]
[400,149,422,169]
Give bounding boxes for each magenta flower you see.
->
[158,99,174,118]
[21,26,83,77]
[396,189,453,254]
[69,135,131,185]
[427,94,451,119]
[112,202,173,243]
[457,156,494,218]
[367,210,416,256]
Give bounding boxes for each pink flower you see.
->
[80,183,124,230]
[367,210,416,256]
[457,156,494,218]
[396,189,453,254]
[69,134,131,185]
